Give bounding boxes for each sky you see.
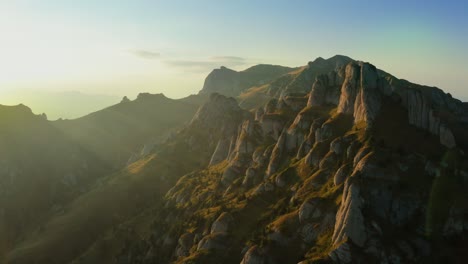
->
[0,0,467,118]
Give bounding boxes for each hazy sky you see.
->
[0,0,467,102]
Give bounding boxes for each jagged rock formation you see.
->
[2,56,467,264]
[137,56,466,264]
[336,62,381,124]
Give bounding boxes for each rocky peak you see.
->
[279,56,353,97]
[200,66,241,96]
[120,96,131,103]
[189,93,247,130]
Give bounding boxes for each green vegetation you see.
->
[426,149,465,238]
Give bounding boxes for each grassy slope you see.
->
[5,136,208,264]
[52,94,199,167]
[0,105,110,261]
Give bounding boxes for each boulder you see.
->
[334,164,351,186]
[298,198,322,223]
[240,246,266,264]
[211,212,235,234]
[197,233,229,251]
[175,233,194,257]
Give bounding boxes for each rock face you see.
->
[439,124,456,148]
[189,93,247,133]
[307,72,343,107]
[337,62,381,124]
[266,129,287,176]
[332,180,366,247]
[209,138,231,166]
[404,88,460,148]
[279,55,353,96]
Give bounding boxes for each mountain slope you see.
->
[53,93,199,168]
[4,94,250,264]
[0,104,110,260]
[2,56,467,264]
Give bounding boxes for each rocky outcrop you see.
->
[199,66,241,97]
[221,120,263,185]
[266,130,287,176]
[296,118,324,159]
[337,62,381,124]
[334,163,351,186]
[120,96,131,103]
[197,233,229,250]
[307,71,344,107]
[439,124,456,148]
[175,233,194,257]
[231,120,262,161]
[240,246,267,264]
[259,114,285,140]
[282,95,308,111]
[332,179,366,247]
[209,138,231,166]
[298,198,322,223]
[189,93,247,133]
[401,86,463,148]
[404,86,463,126]
[211,212,235,234]
[280,55,353,96]
[188,93,251,165]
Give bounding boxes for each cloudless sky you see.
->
[0,0,467,107]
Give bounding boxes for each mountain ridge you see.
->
[1,55,467,264]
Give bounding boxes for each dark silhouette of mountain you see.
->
[0,90,120,120]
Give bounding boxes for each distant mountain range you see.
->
[1,55,467,264]
[0,90,120,120]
